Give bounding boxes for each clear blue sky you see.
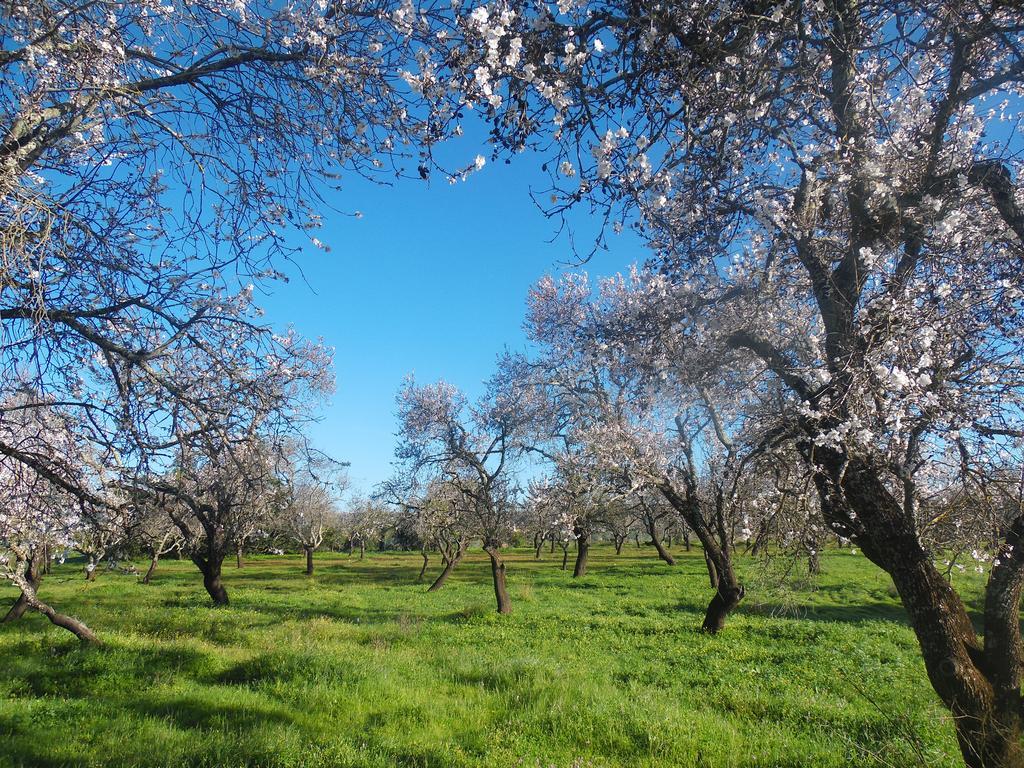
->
[259,140,644,493]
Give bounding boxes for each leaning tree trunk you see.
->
[142,554,159,585]
[657,482,743,633]
[304,546,315,576]
[573,526,590,578]
[647,520,676,566]
[614,535,625,555]
[816,454,1024,768]
[485,546,512,614]
[700,548,743,634]
[427,540,466,592]
[417,546,429,582]
[193,552,229,606]
[534,533,544,560]
[11,563,99,644]
[560,543,569,571]
[4,554,41,622]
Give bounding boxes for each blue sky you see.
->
[260,143,644,493]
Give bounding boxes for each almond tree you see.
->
[135,501,184,585]
[278,451,347,575]
[395,371,536,614]
[0,394,104,642]
[1,0,451,538]
[441,1,1024,762]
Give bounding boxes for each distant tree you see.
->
[394,368,538,614]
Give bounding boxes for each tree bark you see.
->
[193,554,229,606]
[816,450,1024,767]
[647,518,676,565]
[573,527,590,578]
[358,541,365,560]
[235,548,243,568]
[657,482,743,633]
[560,543,569,570]
[417,547,429,582]
[534,533,544,560]
[142,555,159,585]
[11,564,99,644]
[427,539,465,592]
[4,554,41,622]
[614,535,625,555]
[304,546,314,575]
[485,546,511,614]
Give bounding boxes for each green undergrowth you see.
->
[0,546,985,767]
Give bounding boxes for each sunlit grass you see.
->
[0,545,981,767]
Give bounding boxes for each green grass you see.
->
[0,545,982,768]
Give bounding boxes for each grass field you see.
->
[0,545,985,768]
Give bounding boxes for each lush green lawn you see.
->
[0,545,983,767]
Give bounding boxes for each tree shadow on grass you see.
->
[137,695,296,733]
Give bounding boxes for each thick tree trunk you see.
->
[142,555,159,585]
[485,547,511,614]
[573,528,590,578]
[193,554,229,606]
[4,555,40,622]
[304,546,314,575]
[427,541,465,592]
[816,451,1024,767]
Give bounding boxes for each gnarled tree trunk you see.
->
[485,546,511,614]
[658,482,743,633]
[11,561,99,644]
[4,553,41,622]
[572,525,590,578]
[193,551,229,606]
[816,451,1024,767]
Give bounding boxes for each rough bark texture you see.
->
[816,450,1024,767]
[486,546,512,614]
[573,527,590,578]
[193,552,229,606]
[4,554,40,622]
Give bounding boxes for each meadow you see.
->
[0,545,984,768]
